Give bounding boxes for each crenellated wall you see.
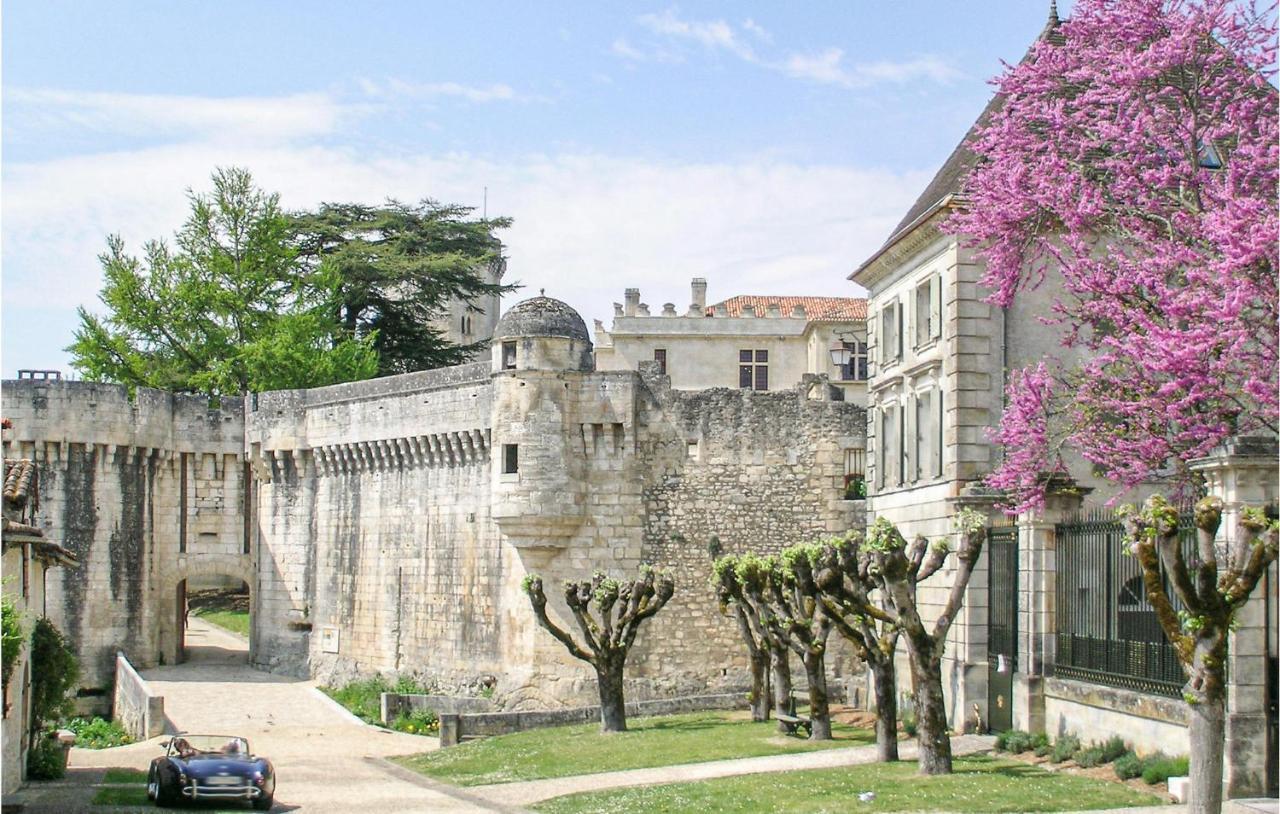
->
[1,380,247,692]
[2,358,865,708]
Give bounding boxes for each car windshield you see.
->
[169,735,250,757]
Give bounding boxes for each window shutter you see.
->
[896,403,906,487]
[908,286,918,350]
[895,301,904,360]
[933,388,944,478]
[929,275,942,340]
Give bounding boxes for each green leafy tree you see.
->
[288,201,516,376]
[69,167,378,395]
[2,592,25,699]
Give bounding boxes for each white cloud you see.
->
[637,9,756,61]
[4,88,350,144]
[2,140,926,374]
[357,78,532,104]
[620,9,959,90]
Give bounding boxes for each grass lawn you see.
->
[193,608,250,638]
[533,755,1163,814]
[396,711,874,787]
[101,768,148,783]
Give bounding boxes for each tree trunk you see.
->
[1187,694,1225,814]
[871,658,900,761]
[771,646,794,733]
[596,660,628,733]
[910,641,952,774]
[749,648,771,722]
[803,651,832,740]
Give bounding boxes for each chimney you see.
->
[624,288,640,317]
[638,303,651,316]
[613,302,624,316]
[662,303,677,316]
[690,278,707,311]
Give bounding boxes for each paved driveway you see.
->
[67,618,503,813]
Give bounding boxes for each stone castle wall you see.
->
[0,380,247,691]
[2,360,865,707]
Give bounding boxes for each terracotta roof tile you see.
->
[707,296,867,321]
[3,460,37,512]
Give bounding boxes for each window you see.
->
[738,349,768,391]
[843,448,865,499]
[880,301,903,365]
[914,275,941,348]
[1198,140,1224,170]
[934,389,944,478]
[461,315,473,336]
[879,406,896,488]
[501,444,519,474]
[654,348,667,375]
[896,404,906,487]
[839,341,868,381]
[914,390,931,481]
[501,341,517,370]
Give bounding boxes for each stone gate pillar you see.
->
[1190,437,1278,800]
[1013,478,1086,734]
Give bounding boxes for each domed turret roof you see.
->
[494,295,590,342]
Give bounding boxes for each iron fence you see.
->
[1053,508,1194,697]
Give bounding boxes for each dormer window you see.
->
[1197,140,1223,170]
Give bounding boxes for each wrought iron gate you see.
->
[987,524,1018,732]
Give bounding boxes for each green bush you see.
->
[63,717,132,749]
[1032,733,1053,757]
[1050,733,1081,763]
[29,618,79,733]
[997,730,1035,754]
[391,707,439,735]
[1141,753,1189,785]
[26,736,65,780]
[1,592,24,694]
[1100,735,1128,763]
[1114,751,1143,780]
[1074,745,1106,768]
[322,675,436,726]
[901,708,918,737]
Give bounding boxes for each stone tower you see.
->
[489,295,594,548]
[433,255,507,353]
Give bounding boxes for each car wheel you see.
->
[154,773,179,808]
[252,792,274,811]
[146,767,157,801]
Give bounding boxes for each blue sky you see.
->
[2,1,1067,377]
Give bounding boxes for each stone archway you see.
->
[162,555,254,666]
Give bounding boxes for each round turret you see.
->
[491,295,593,372]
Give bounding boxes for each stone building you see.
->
[851,5,1277,797]
[2,455,77,792]
[1,295,866,712]
[428,256,507,353]
[594,278,868,402]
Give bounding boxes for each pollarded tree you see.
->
[948,0,1278,513]
[711,554,792,723]
[862,512,987,775]
[813,533,902,762]
[734,548,835,740]
[1122,495,1278,814]
[522,568,675,733]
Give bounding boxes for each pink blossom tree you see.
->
[948,0,1277,513]
[951,2,1278,810]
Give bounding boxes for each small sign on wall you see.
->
[320,626,340,654]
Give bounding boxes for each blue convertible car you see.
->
[147,734,275,810]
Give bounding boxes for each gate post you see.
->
[1190,437,1278,799]
[1013,477,1087,734]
